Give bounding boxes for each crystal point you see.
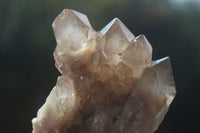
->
[100,18,135,41]
[32,9,176,133]
[113,57,176,133]
[52,9,92,42]
[100,18,135,65]
[121,35,152,78]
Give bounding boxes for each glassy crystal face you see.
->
[32,9,176,133]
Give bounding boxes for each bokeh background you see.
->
[0,0,200,133]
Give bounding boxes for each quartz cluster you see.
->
[32,9,176,133]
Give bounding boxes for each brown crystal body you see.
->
[32,9,176,133]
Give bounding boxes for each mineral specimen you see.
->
[32,9,176,133]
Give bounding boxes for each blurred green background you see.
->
[0,0,200,132]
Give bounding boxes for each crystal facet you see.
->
[32,9,176,133]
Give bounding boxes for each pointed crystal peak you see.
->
[100,18,119,35]
[70,9,92,28]
[52,9,96,75]
[52,9,93,42]
[135,35,152,55]
[151,57,176,99]
[117,56,176,133]
[100,18,135,41]
[52,9,92,29]
[123,35,152,66]
[151,57,176,97]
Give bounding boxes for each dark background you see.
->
[0,0,200,133]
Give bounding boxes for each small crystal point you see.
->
[114,57,176,133]
[52,9,96,75]
[32,9,176,133]
[100,18,135,41]
[53,9,91,44]
[32,76,80,133]
[100,18,135,65]
[123,35,152,65]
[121,35,152,78]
